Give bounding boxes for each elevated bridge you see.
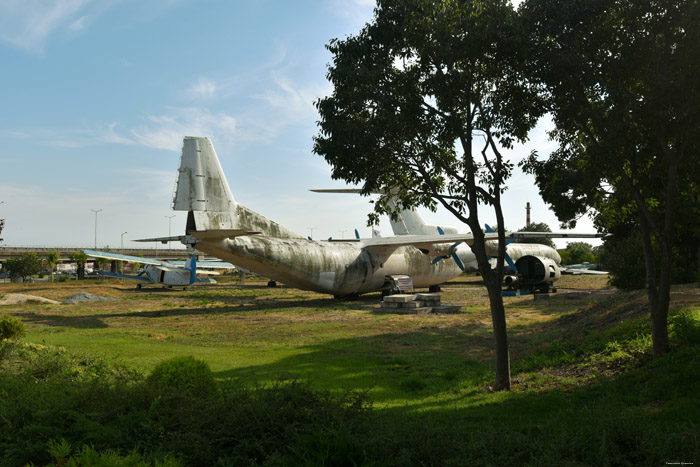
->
[0,247,199,263]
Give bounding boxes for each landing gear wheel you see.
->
[267,280,277,288]
[136,283,142,289]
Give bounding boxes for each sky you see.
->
[0,0,599,250]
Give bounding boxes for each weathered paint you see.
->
[196,236,460,295]
[173,136,463,296]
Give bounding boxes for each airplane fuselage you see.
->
[196,236,462,296]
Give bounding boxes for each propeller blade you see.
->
[485,224,495,233]
[354,229,360,239]
[452,252,465,271]
[437,226,445,235]
[504,253,517,272]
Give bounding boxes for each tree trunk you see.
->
[638,215,670,357]
[484,269,511,390]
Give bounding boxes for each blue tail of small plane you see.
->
[185,254,197,284]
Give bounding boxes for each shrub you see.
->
[145,355,218,398]
[671,308,700,346]
[0,315,25,340]
[44,439,182,466]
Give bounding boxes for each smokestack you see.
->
[526,202,531,227]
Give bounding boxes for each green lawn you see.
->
[2,275,699,465]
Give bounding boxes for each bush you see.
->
[145,355,218,398]
[671,308,700,346]
[0,315,25,340]
[43,439,183,467]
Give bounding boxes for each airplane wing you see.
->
[193,269,220,276]
[358,231,610,254]
[359,232,499,253]
[509,232,612,240]
[561,268,609,275]
[84,250,163,266]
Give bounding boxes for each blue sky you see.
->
[0,0,598,250]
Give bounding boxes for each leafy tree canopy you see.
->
[314,0,545,391]
[515,222,555,249]
[5,253,42,281]
[520,0,700,357]
[559,242,595,266]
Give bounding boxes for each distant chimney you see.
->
[526,202,531,227]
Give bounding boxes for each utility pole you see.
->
[165,215,175,250]
[308,227,316,239]
[0,201,4,243]
[91,209,102,249]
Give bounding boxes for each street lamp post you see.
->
[91,209,102,249]
[165,215,175,250]
[338,229,347,239]
[308,227,316,239]
[121,232,128,251]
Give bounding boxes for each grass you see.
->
[2,274,700,465]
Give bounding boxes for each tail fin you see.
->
[172,136,301,238]
[383,197,459,236]
[185,254,197,284]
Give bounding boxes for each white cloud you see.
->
[67,14,88,32]
[187,77,218,98]
[0,0,94,52]
[252,73,325,117]
[114,107,238,151]
[327,0,375,30]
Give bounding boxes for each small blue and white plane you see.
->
[83,250,234,288]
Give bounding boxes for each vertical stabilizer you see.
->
[185,254,197,284]
[172,136,302,238]
[173,137,235,213]
[384,197,459,236]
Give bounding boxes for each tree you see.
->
[5,253,42,282]
[314,0,543,390]
[521,0,700,357]
[69,252,89,280]
[559,242,594,266]
[46,251,59,283]
[514,222,555,249]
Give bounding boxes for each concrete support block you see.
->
[383,294,416,303]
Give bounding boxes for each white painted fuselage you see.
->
[196,236,461,296]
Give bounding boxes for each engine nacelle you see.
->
[419,243,456,258]
[510,255,561,291]
[503,275,520,286]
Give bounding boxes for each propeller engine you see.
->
[431,226,466,270]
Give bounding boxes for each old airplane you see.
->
[137,136,607,297]
[84,249,233,289]
[311,188,563,273]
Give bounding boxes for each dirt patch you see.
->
[0,293,60,305]
[62,292,116,305]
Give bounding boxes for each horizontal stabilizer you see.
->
[132,235,187,244]
[187,229,262,241]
